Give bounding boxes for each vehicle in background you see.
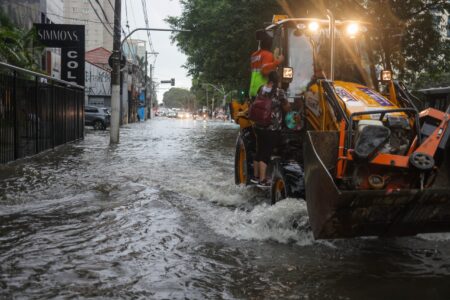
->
[84,106,110,130]
[167,110,178,118]
[155,107,170,117]
[178,111,193,119]
[196,108,209,120]
[216,112,227,121]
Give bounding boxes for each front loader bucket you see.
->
[304,131,450,239]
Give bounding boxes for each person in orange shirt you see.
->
[249,31,284,98]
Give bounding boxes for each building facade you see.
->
[85,61,111,107]
[63,0,114,51]
[85,47,112,106]
[123,39,147,65]
[41,0,64,23]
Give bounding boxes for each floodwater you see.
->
[1,118,450,299]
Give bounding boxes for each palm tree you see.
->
[0,8,42,70]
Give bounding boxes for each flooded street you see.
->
[1,118,450,299]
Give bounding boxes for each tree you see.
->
[162,87,196,110]
[352,0,450,83]
[0,8,41,70]
[167,0,281,92]
[167,0,449,89]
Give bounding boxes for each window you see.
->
[89,98,105,106]
[286,31,315,97]
[85,107,98,113]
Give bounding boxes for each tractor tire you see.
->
[271,161,288,205]
[234,134,251,185]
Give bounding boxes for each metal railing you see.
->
[0,62,84,164]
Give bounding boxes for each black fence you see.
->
[0,62,84,164]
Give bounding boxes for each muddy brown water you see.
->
[1,118,450,299]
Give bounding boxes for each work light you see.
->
[283,67,293,79]
[346,23,359,37]
[308,21,319,32]
[381,70,392,82]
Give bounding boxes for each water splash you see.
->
[199,198,314,246]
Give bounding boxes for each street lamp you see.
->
[201,83,229,113]
[144,51,159,120]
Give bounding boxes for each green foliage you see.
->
[162,87,196,110]
[414,72,450,89]
[167,0,280,91]
[0,8,42,70]
[168,0,449,89]
[355,0,450,83]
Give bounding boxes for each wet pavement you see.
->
[1,118,450,299]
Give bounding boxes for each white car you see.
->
[167,110,177,118]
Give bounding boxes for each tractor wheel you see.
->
[234,135,251,185]
[271,163,288,205]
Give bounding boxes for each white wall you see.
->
[44,0,64,23]
[85,62,111,97]
[64,0,114,51]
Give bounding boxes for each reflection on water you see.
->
[1,119,450,299]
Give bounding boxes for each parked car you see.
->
[84,106,111,130]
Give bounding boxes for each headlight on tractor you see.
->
[308,21,319,32]
[346,23,359,38]
[381,70,392,82]
[283,67,293,83]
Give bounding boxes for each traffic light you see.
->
[171,78,175,86]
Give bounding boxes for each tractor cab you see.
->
[267,17,376,97]
[266,17,407,131]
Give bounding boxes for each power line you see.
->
[140,0,157,67]
[141,0,155,52]
[106,0,114,11]
[94,0,114,31]
[128,0,138,33]
[124,0,130,31]
[6,1,114,25]
[87,0,113,36]
[122,0,138,63]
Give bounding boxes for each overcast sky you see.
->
[124,0,190,102]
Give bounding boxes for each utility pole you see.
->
[206,88,208,112]
[110,0,121,144]
[143,51,157,120]
[144,51,148,120]
[149,64,153,119]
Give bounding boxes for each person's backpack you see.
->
[248,93,272,127]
